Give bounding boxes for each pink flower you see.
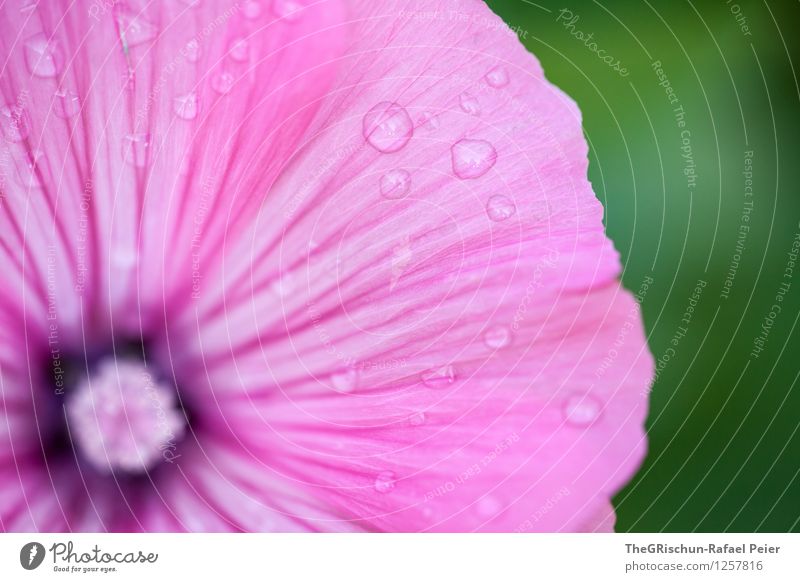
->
[0,0,653,532]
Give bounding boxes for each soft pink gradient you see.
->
[0,0,653,532]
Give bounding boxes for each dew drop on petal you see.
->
[173,92,199,120]
[115,8,157,47]
[212,70,236,94]
[122,133,150,167]
[459,91,481,116]
[54,89,81,119]
[380,169,411,199]
[16,149,46,190]
[421,365,456,388]
[408,412,426,426]
[483,325,511,349]
[451,139,497,179]
[228,37,249,62]
[184,39,202,62]
[363,101,414,153]
[1,105,30,142]
[374,471,396,493]
[476,495,503,517]
[486,195,516,222]
[485,66,509,88]
[418,111,440,131]
[331,368,359,393]
[242,0,262,19]
[272,0,302,21]
[562,393,603,426]
[24,33,62,77]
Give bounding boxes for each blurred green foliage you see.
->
[487,0,800,532]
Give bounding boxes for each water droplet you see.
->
[363,102,414,153]
[421,365,456,388]
[54,89,80,119]
[451,139,497,179]
[271,272,296,297]
[16,149,46,189]
[24,33,62,77]
[374,471,396,493]
[228,37,249,62]
[483,325,511,349]
[272,0,302,21]
[174,92,199,120]
[1,105,30,142]
[486,195,516,222]
[476,495,503,517]
[122,133,150,167]
[459,92,481,116]
[242,0,262,19]
[380,169,411,199]
[212,70,235,94]
[330,368,359,393]
[563,393,603,426]
[418,111,440,131]
[408,412,426,426]
[485,66,509,88]
[184,39,202,62]
[115,8,157,47]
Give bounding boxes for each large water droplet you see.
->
[54,89,81,119]
[380,169,411,199]
[1,105,30,142]
[212,70,235,94]
[483,325,511,349]
[451,139,497,179]
[374,471,396,493]
[242,0,263,19]
[485,195,516,222]
[459,92,481,116]
[363,102,414,153]
[24,33,62,77]
[421,365,456,388]
[562,393,603,426]
[408,412,426,426]
[485,66,509,88]
[228,37,249,62]
[174,92,199,120]
[122,133,150,167]
[331,368,359,393]
[272,0,302,21]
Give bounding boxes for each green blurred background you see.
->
[486,0,800,531]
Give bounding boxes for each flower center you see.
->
[65,358,186,474]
